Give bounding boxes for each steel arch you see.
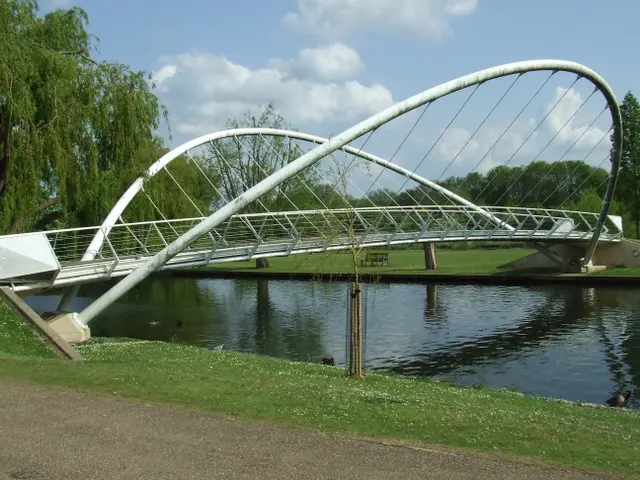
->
[76,59,622,325]
[85,128,516,260]
[57,129,514,311]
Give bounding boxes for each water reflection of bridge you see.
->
[384,284,637,405]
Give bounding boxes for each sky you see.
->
[38,0,640,185]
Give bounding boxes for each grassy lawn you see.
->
[205,247,537,276]
[0,297,57,359]
[198,246,640,279]
[0,341,637,478]
[593,267,640,277]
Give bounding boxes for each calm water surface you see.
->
[26,277,640,408]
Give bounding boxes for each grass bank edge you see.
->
[0,340,637,478]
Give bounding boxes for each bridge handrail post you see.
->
[101,228,120,277]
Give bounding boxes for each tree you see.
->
[209,103,320,268]
[123,140,222,223]
[566,187,619,215]
[0,1,169,233]
[615,91,640,238]
[370,160,609,212]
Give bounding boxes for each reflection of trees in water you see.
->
[386,285,640,402]
[623,329,640,405]
[602,289,640,404]
[80,277,329,361]
[254,279,274,353]
[235,279,326,362]
[89,277,229,348]
[384,286,600,377]
[581,287,640,403]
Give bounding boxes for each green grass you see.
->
[0,341,637,478]
[205,247,536,276]
[593,267,640,277]
[0,298,57,359]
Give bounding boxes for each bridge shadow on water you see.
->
[25,277,640,408]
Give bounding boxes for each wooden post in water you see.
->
[348,282,364,378]
[424,242,438,270]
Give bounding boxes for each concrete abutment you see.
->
[43,312,91,345]
[500,239,640,273]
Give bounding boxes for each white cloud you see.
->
[152,50,393,138]
[411,82,613,178]
[282,0,478,40]
[436,120,540,173]
[438,127,481,163]
[432,90,612,176]
[269,43,363,80]
[152,65,177,91]
[546,87,608,149]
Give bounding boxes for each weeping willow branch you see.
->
[10,196,60,233]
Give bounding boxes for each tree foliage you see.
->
[0,0,169,232]
[355,160,609,211]
[208,103,321,214]
[208,103,324,266]
[116,140,222,223]
[615,91,640,237]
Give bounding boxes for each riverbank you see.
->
[1,340,638,477]
[0,301,638,478]
[162,247,640,286]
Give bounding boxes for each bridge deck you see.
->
[0,206,623,293]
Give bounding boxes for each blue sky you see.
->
[40,0,639,183]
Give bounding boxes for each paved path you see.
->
[0,380,618,480]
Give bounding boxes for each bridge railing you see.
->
[35,205,622,268]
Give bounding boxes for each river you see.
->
[25,276,639,408]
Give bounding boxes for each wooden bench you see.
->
[360,252,389,267]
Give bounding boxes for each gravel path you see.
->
[0,380,618,480]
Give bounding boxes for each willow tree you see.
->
[0,1,169,233]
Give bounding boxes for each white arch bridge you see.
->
[0,59,625,343]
